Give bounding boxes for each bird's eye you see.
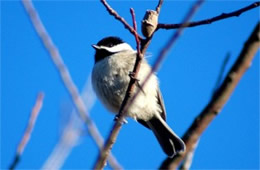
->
[108,43,113,47]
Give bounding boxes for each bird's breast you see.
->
[92,52,161,121]
[92,56,131,113]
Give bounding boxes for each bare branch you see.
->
[157,2,259,30]
[42,113,82,170]
[130,8,141,54]
[94,0,204,169]
[21,1,122,169]
[178,53,230,169]
[179,140,199,170]
[178,53,230,170]
[160,22,260,170]
[101,0,143,40]
[212,53,231,96]
[9,93,44,170]
[42,77,96,169]
[155,0,164,14]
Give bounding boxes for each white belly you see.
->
[92,51,161,121]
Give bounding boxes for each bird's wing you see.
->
[157,87,166,121]
[136,82,167,128]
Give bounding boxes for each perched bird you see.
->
[91,36,185,157]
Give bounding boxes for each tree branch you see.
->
[94,0,204,169]
[160,22,260,170]
[179,140,199,170]
[21,1,122,169]
[42,77,96,169]
[9,93,44,170]
[157,2,259,30]
[177,53,230,170]
[100,0,143,40]
[155,0,164,14]
[130,8,141,54]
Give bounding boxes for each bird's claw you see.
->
[114,115,128,124]
[128,71,139,81]
[128,72,145,94]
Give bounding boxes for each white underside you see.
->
[92,50,162,121]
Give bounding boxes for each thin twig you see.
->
[42,113,81,170]
[9,93,44,170]
[21,1,122,169]
[178,53,230,170]
[42,77,96,170]
[155,0,164,14]
[100,0,143,40]
[130,8,141,54]
[157,2,259,30]
[94,0,204,169]
[179,53,230,170]
[212,53,231,96]
[160,22,260,170]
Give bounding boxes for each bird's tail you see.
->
[147,115,185,157]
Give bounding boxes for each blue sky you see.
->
[1,0,259,169]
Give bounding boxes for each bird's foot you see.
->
[129,72,145,95]
[128,71,138,80]
[114,115,128,124]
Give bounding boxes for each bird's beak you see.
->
[92,44,100,50]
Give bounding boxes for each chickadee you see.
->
[91,36,185,157]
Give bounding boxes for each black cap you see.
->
[93,36,124,63]
[96,36,124,48]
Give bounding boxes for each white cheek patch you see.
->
[101,43,134,53]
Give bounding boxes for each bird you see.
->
[91,36,185,157]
